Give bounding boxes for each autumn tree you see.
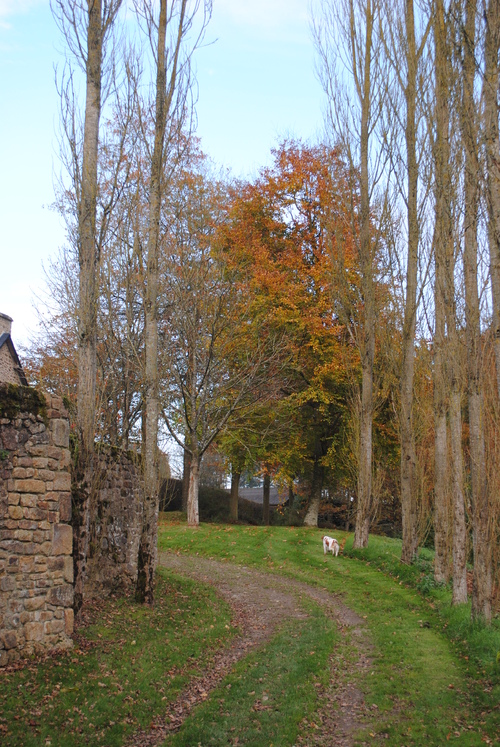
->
[158,163,284,527]
[220,142,362,527]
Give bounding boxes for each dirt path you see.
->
[126,553,373,747]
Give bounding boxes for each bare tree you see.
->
[313,0,387,547]
[133,0,212,603]
[483,0,500,398]
[51,0,124,612]
[460,0,492,621]
[380,0,432,563]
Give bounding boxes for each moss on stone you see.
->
[0,383,47,422]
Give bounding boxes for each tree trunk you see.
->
[74,0,103,615]
[433,345,449,583]
[230,470,240,522]
[433,0,454,585]
[461,0,492,623]
[353,2,375,550]
[137,0,167,605]
[354,361,373,548]
[182,438,191,512]
[450,391,468,605]
[187,455,200,527]
[400,0,419,564]
[484,0,500,399]
[303,458,324,528]
[263,472,270,526]
[433,0,467,602]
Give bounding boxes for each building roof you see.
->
[0,333,28,386]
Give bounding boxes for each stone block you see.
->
[64,608,74,635]
[24,622,44,641]
[63,557,74,583]
[52,524,72,556]
[47,584,73,607]
[8,505,23,520]
[47,556,64,571]
[15,479,45,494]
[24,596,45,611]
[2,427,18,450]
[19,557,35,573]
[59,493,71,522]
[32,457,48,469]
[26,445,49,457]
[7,493,20,505]
[51,419,69,448]
[53,473,71,492]
[37,469,55,481]
[0,575,15,592]
[39,541,52,556]
[19,520,38,530]
[44,619,64,634]
[20,495,38,508]
[0,650,8,667]
[11,467,27,479]
[1,631,18,650]
[13,529,33,542]
[24,507,47,522]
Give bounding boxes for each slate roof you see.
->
[0,332,28,386]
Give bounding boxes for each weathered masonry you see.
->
[0,386,73,666]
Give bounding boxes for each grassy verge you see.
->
[0,569,234,747]
[158,518,500,746]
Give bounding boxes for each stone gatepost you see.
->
[0,386,74,666]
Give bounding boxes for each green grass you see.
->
[0,569,234,746]
[167,600,337,747]
[2,520,499,746]
[158,519,500,746]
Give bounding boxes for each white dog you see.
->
[323,535,339,556]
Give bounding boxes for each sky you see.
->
[0,0,325,346]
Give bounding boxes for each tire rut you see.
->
[126,553,372,747]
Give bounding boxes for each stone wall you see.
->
[85,448,144,596]
[0,387,73,666]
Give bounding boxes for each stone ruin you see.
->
[0,387,73,666]
[0,383,145,667]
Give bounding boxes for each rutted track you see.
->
[126,553,373,747]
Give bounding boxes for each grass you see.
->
[168,600,337,747]
[1,518,499,746]
[0,569,234,746]
[158,518,500,746]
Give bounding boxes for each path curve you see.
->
[126,553,372,747]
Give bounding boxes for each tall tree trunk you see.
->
[136,0,167,605]
[434,0,467,601]
[433,0,456,585]
[450,391,468,604]
[74,0,103,615]
[484,0,500,399]
[400,0,419,564]
[263,471,271,526]
[230,469,240,522]
[461,0,492,622]
[354,0,375,550]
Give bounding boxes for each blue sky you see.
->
[0,0,324,345]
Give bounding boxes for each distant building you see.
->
[0,313,28,386]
